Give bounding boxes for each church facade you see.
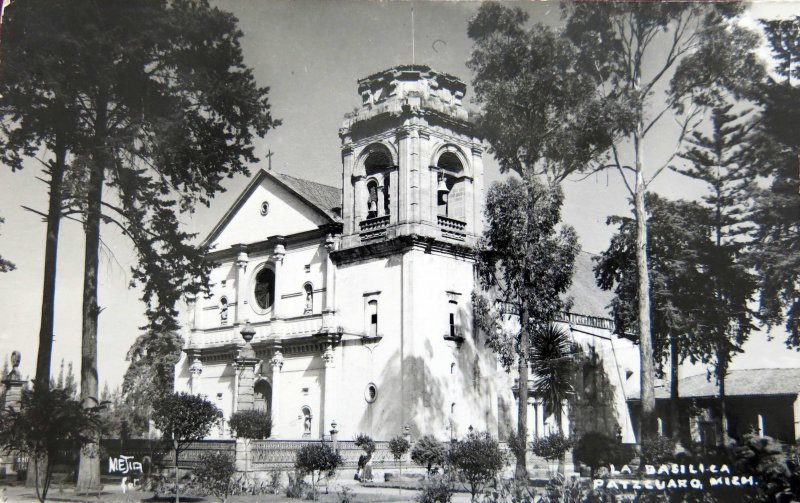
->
[174,65,641,443]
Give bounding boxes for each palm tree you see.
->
[530,323,575,475]
[531,323,575,433]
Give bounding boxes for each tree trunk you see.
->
[634,126,656,442]
[717,354,728,446]
[35,139,67,391]
[515,306,529,483]
[76,101,107,493]
[175,441,181,503]
[669,334,680,439]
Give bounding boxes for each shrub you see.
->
[229,409,271,439]
[194,451,235,502]
[417,475,453,503]
[640,435,676,465]
[286,471,312,500]
[411,435,446,475]
[447,432,505,502]
[530,432,572,461]
[573,432,628,477]
[294,443,343,500]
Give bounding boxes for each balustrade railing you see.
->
[359,215,390,232]
[190,314,326,349]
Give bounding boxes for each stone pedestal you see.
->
[235,323,260,412]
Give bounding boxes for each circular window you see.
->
[260,201,270,216]
[365,383,378,403]
[254,267,276,310]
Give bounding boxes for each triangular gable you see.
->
[204,169,338,250]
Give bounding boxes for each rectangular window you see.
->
[368,300,378,337]
[449,313,456,338]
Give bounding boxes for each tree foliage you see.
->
[0,217,14,273]
[573,432,628,478]
[294,443,343,500]
[389,435,411,461]
[122,329,183,434]
[595,194,720,369]
[0,386,102,502]
[229,409,272,440]
[152,392,222,454]
[448,432,505,502]
[747,18,800,347]
[530,432,572,462]
[194,451,237,503]
[411,435,447,475]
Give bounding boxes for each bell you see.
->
[437,176,450,195]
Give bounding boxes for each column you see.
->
[397,129,411,224]
[186,296,197,330]
[321,344,336,439]
[269,350,284,438]
[409,126,421,223]
[471,144,484,236]
[388,168,399,225]
[341,144,355,235]
[323,236,336,329]
[377,184,385,217]
[353,176,366,227]
[271,242,285,319]
[235,250,248,324]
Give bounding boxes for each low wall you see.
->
[249,440,402,470]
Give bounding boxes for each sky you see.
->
[0,0,798,390]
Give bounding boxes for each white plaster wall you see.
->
[273,353,324,439]
[405,249,494,440]
[331,254,404,440]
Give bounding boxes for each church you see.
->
[174,65,641,444]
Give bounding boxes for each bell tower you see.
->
[339,65,484,250]
[330,66,496,440]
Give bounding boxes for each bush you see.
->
[448,432,505,502]
[194,451,235,502]
[417,475,453,503]
[294,443,343,500]
[286,471,313,500]
[573,432,628,477]
[640,436,676,465]
[229,409,271,439]
[530,432,572,461]
[411,435,446,475]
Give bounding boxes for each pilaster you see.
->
[235,250,249,324]
[271,241,286,319]
[269,350,285,438]
[321,344,337,440]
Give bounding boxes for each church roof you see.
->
[271,172,342,221]
[564,251,613,320]
[639,368,800,400]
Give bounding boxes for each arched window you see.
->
[303,283,313,315]
[254,380,272,416]
[254,268,276,310]
[437,151,465,220]
[368,300,378,337]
